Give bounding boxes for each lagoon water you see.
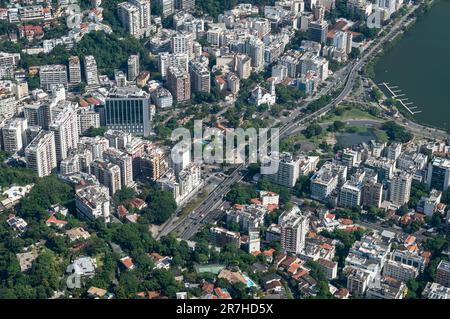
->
[374,0,450,130]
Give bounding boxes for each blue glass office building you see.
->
[103,87,152,137]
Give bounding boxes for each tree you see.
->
[18,175,74,220]
[304,123,323,138]
[330,120,345,132]
[225,184,258,205]
[82,126,108,137]
[381,121,413,143]
[28,250,61,298]
[114,187,136,205]
[442,189,450,205]
[293,175,311,197]
[370,87,383,102]
[141,186,177,225]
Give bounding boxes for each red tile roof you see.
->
[121,257,134,270]
[130,198,146,209]
[46,214,67,225]
[263,249,275,257]
[339,218,353,225]
[148,291,161,299]
[214,288,231,299]
[117,205,128,219]
[202,282,214,294]
[86,97,101,105]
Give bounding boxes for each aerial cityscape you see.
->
[0,0,450,302]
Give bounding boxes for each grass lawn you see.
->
[280,130,331,154]
[326,105,380,122]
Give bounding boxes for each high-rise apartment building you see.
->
[90,159,122,195]
[118,0,151,38]
[1,117,28,153]
[158,52,189,79]
[390,171,412,206]
[84,55,99,86]
[279,206,309,254]
[68,56,82,84]
[362,180,383,208]
[158,0,174,18]
[339,180,363,208]
[39,65,68,90]
[171,31,194,57]
[436,260,450,288]
[118,2,141,38]
[49,102,79,162]
[308,20,328,44]
[267,152,301,188]
[127,54,140,81]
[130,0,151,36]
[427,157,450,191]
[167,65,191,102]
[77,108,100,135]
[174,0,195,11]
[246,38,265,71]
[103,148,134,187]
[25,130,57,177]
[235,54,252,79]
[75,184,111,223]
[189,61,210,94]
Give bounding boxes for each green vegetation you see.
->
[82,126,108,137]
[304,123,323,138]
[275,84,305,104]
[0,153,38,188]
[141,184,177,225]
[326,105,380,122]
[225,184,258,205]
[20,32,156,78]
[381,121,413,143]
[304,260,333,299]
[321,228,367,267]
[18,175,74,221]
[306,95,332,113]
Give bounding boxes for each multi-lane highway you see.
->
[157,4,421,241]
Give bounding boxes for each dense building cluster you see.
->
[0,0,448,301]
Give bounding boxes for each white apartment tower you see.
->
[279,206,309,254]
[118,2,141,38]
[390,171,412,206]
[127,54,140,81]
[246,38,265,71]
[39,65,68,90]
[25,130,57,177]
[171,31,194,58]
[84,55,99,86]
[103,148,134,187]
[159,0,174,18]
[68,56,82,84]
[130,0,151,37]
[2,117,28,153]
[189,61,211,93]
[268,152,301,188]
[175,0,195,11]
[49,102,79,162]
[77,108,100,135]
